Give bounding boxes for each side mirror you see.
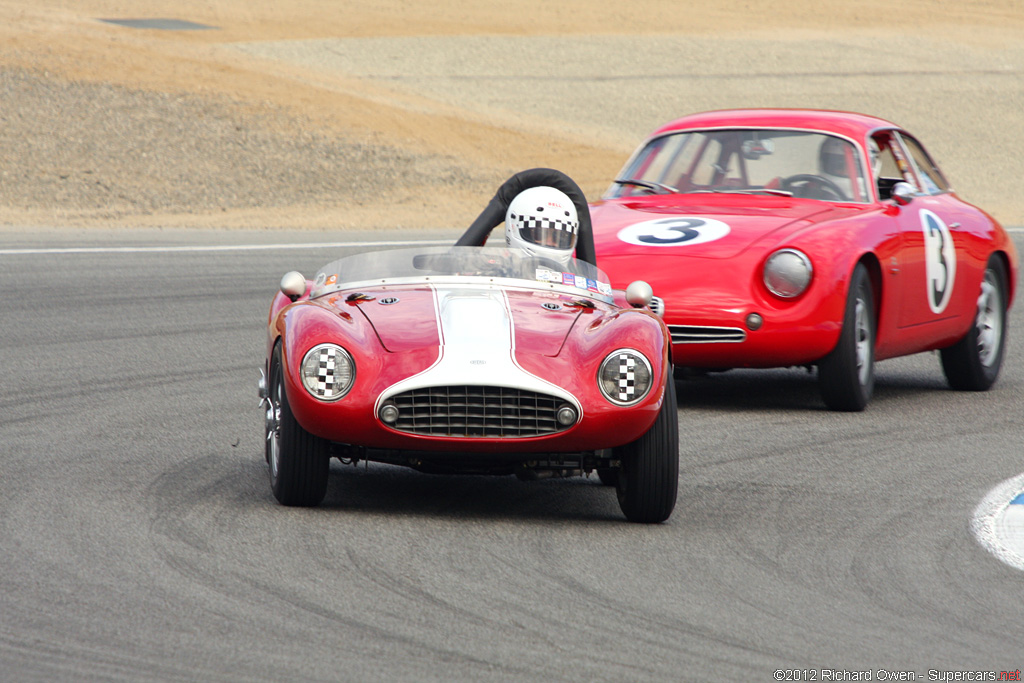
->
[280,271,307,301]
[891,182,915,206]
[625,280,654,308]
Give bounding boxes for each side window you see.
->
[871,132,917,200]
[898,134,950,195]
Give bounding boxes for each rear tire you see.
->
[941,256,1008,391]
[267,343,330,507]
[818,263,875,412]
[614,379,679,523]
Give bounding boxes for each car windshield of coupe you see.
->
[609,129,870,203]
[310,246,615,303]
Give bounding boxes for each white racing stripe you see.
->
[971,473,1024,571]
[374,284,580,415]
[0,239,450,256]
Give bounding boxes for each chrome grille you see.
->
[649,296,665,316]
[387,385,569,438]
[669,325,746,344]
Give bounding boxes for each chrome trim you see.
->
[669,325,746,344]
[598,348,653,406]
[300,343,355,401]
[385,385,572,438]
[764,248,813,299]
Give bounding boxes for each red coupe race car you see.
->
[259,170,678,523]
[590,109,1019,411]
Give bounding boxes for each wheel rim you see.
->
[976,270,1003,368]
[854,297,871,385]
[267,373,282,478]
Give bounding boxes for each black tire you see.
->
[940,256,1008,391]
[596,468,619,487]
[818,263,875,412]
[266,343,330,506]
[614,379,679,523]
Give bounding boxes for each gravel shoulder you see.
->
[1,0,1022,230]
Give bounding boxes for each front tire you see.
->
[818,263,875,412]
[614,379,679,523]
[940,256,1008,391]
[266,343,330,506]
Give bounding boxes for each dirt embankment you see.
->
[1,0,1021,229]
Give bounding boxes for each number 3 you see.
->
[617,217,730,247]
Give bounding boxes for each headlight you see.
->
[764,249,813,298]
[598,349,653,405]
[300,343,355,401]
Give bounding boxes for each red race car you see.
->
[590,109,1018,411]
[260,170,678,522]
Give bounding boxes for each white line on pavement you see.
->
[972,473,1024,571]
[0,239,452,256]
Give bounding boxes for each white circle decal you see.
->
[617,217,730,247]
[920,209,956,314]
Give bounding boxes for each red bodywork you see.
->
[266,281,670,455]
[591,109,1018,369]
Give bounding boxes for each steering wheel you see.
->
[780,173,847,201]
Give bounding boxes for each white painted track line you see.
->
[973,474,1024,571]
[0,239,451,256]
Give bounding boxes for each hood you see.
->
[344,284,587,408]
[590,195,851,260]
[331,284,584,358]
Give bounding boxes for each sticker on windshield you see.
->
[617,217,730,247]
[536,268,611,298]
[921,209,956,314]
[535,268,561,283]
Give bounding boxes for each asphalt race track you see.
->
[2,228,1023,681]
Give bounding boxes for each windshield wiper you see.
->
[711,188,793,197]
[683,187,793,197]
[613,178,678,195]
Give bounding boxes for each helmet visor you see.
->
[519,220,577,250]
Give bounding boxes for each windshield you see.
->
[310,246,614,303]
[607,128,870,203]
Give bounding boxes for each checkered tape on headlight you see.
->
[598,349,653,405]
[300,343,355,401]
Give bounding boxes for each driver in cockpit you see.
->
[504,186,580,268]
[818,136,875,202]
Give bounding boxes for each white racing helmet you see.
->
[505,186,579,266]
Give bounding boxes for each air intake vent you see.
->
[669,325,746,344]
[387,386,570,438]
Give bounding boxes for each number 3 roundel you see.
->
[617,217,730,247]
[921,209,956,314]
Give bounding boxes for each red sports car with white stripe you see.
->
[590,109,1018,410]
[259,170,677,523]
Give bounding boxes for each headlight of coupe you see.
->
[764,249,813,298]
[300,343,355,401]
[598,349,653,405]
